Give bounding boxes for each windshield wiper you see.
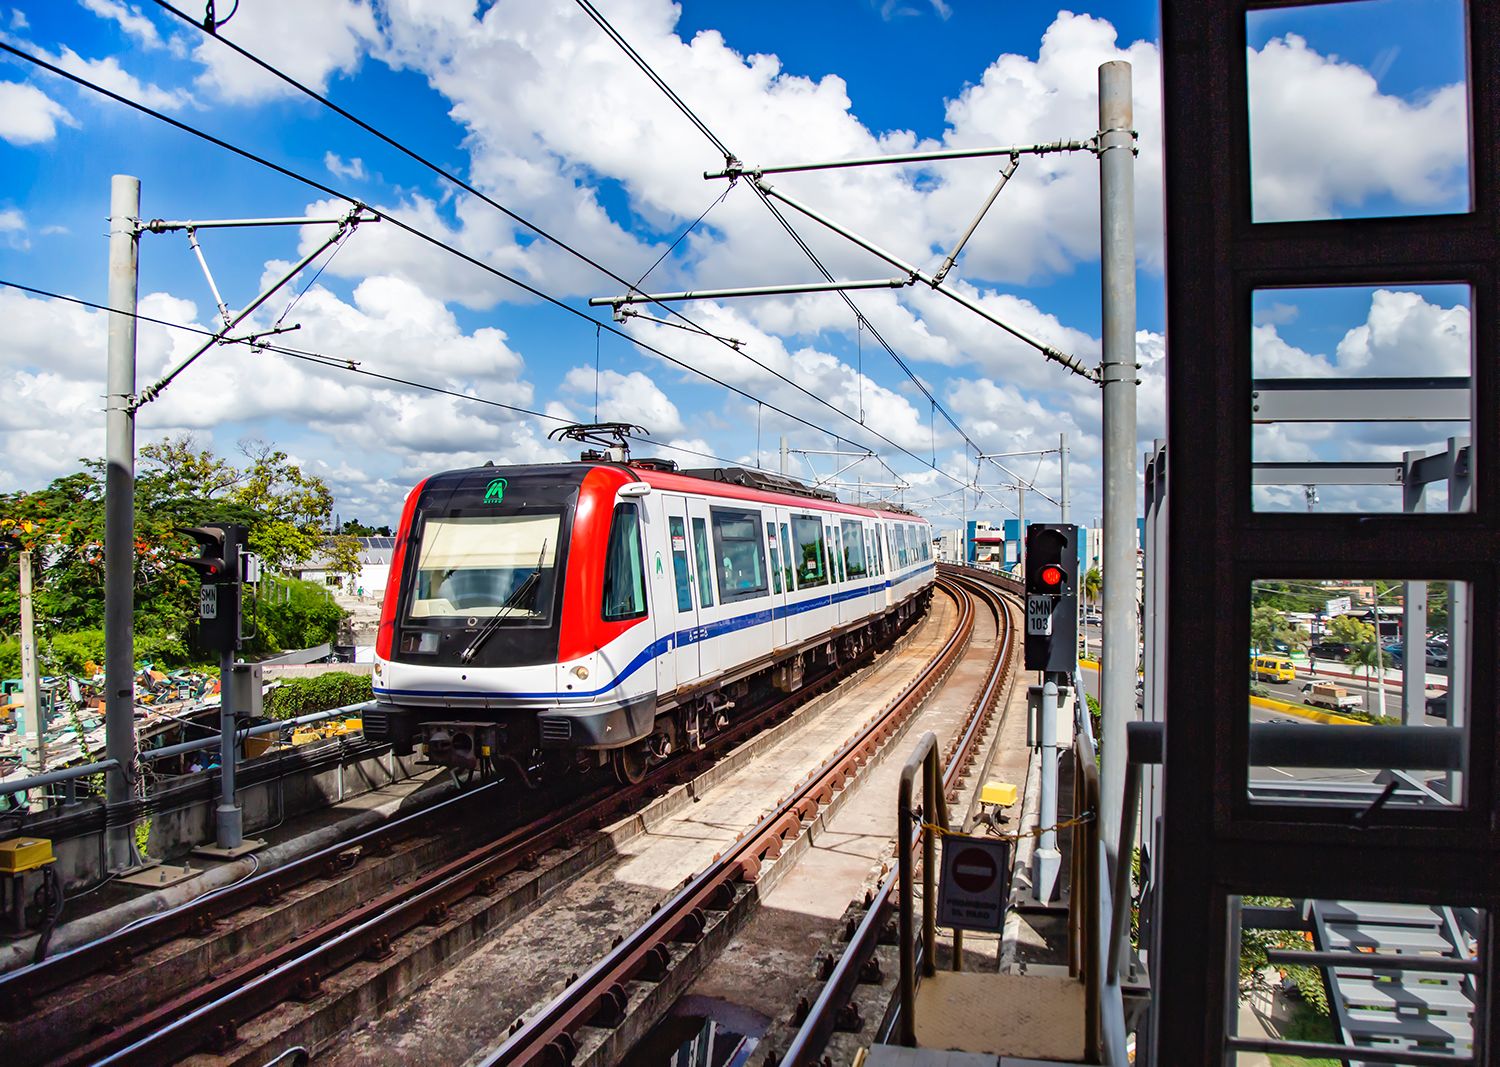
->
[459,540,547,664]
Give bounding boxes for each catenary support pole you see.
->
[1098,61,1138,876]
[104,174,142,870]
[19,551,43,771]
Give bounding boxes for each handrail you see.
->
[897,730,948,1046]
[0,702,373,800]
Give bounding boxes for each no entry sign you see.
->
[936,834,1013,932]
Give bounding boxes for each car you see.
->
[1425,644,1449,668]
[1308,641,1352,661]
[1426,691,1450,721]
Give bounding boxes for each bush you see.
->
[0,637,20,678]
[263,672,372,720]
[47,629,106,675]
[246,578,347,655]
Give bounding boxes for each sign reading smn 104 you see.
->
[936,835,1012,933]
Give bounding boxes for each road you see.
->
[1076,629,1451,793]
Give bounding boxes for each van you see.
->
[1251,655,1295,683]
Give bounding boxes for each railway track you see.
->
[5,597,933,1065]
[475,572,1015,1067]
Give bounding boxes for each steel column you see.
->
[1098,61,1138,874]
[104,174,141,870]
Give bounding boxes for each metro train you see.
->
[366,439,935,783]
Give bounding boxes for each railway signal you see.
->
[177,524,247,653]
[1024,523,1078,674]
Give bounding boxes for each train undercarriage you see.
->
[367,590,932,788]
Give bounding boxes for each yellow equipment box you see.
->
[980,781,1019,808]
[0,837,55,873]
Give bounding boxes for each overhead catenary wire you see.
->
[0,42,901,468]
[34,24,980,500]
[0,278,768,475]
[566,0,989,458]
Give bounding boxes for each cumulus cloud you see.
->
[1335,289,1469,376]
[0,207,25,249]
[561,367,685,436]
[80,0,163,49]
[1248,34,1468,220]
[28,43,191,111]
[190,0,378,102]
[0,80,77,144]
[324,151,366,180]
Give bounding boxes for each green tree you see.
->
[0,434,351,663]
[1250,605,1305,654]
[338,519,393,537]
[1083,566,1102,610]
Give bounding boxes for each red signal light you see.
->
[1040,564,1064,588]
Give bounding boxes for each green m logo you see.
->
[483,478,508,504]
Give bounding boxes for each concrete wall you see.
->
[28,742,419,894]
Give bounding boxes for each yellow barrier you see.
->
[1250,694,1367,726]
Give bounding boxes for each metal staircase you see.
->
[1309,900,1477,1065]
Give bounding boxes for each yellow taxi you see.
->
[1250,654,1296,683]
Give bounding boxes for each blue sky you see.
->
[0,0,1475,529]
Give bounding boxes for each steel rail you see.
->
[0,776,501,1017]
[57,610,902,1065]
[779,573,1017,1065]
[479,580,970,1067]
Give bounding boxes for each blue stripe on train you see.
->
[375,562,936,702]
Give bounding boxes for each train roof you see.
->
[418,460,929,523]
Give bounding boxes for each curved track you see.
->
[478,574,1015,1067]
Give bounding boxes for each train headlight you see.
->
[572,665,590,680]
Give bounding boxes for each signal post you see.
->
[180,524,261,854]
[1025,523,1079,903]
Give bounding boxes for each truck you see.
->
[1303,682,1361,712]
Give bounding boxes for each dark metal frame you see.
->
[1159,0,1497,1061]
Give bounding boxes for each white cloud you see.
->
[324,151,366,180]
[0,80,76,144]
[34,43,191,111]
[561,367,684,436]
[80,0,163,49]
[10,9,28,30]
[191,0,378,102]
[1248,34,1468,220]
[1251,324,1336,377]
[1335,289,1469,376]
[0,207,27,249]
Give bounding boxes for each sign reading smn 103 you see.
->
[936,835,1012,933]
[1026,595,1053,636]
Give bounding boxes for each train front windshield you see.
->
[408,514,562,623]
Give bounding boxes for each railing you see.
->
[1,702,374,808]
[896,730,949,1046]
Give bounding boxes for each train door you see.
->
[686,497,722,677]
[664,499,701,686]
[643,493,676,699]
[765,511,788,651]
[828,522,847,625]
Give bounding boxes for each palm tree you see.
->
[1084,566,1102,613]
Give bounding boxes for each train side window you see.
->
[602,503,648,621]
[766,522,782,594]
[780,522,794,591]
[791,514,828,588]
[873,524,884,575]
[669,516,693,612]
[691,517,715,608]
[711,507,769,604]
[841,519,867,578]
[895,524,907,568]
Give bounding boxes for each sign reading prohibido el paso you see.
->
[936,834,1013,933]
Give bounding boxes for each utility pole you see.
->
[1098,61,1139,873]
[19,551,43,772]
[104,174,142,870]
